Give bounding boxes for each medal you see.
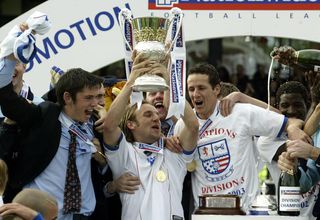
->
[156,170,167,182]
[187,160,197,172]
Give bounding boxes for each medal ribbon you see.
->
[134,138,164,154]
[69,123,94,147]
[59,112,94,148]
[199,118,212,139]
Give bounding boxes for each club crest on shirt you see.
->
[198,139,230,175]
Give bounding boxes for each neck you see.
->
[198,104,216,120]
[14,81,23,95]
[62,107,77,122]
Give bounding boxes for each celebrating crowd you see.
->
[0,12,320,220]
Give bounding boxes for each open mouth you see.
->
[85,109,93,117]
[151,124,160,130]
[154,102,164,110]
[194,100,204,107]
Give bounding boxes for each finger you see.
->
[133,52,150,64]
[123,189,136,194]
[19,22,29,32]
[128,185,140,191]
[94,117,104,126]
[166,144,180,153]
[92,138,100,145]
[95,124,104,133]
[131,50,137,61]
[304,135,313,144]
[131,61,156,74]
[125,176,140,182]
[173,143,183,153]
[227,100,232,116]
[219,101,226,117]
[127,180,141,186]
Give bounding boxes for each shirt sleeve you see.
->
[238,104,286,138]
[33,213,44,220]
[257,136,286,163]
[0,58,16,88]
[104,132,130,178]
[299,159,320,193]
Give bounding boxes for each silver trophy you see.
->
[119,8,183,92]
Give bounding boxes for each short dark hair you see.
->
[55,68,103,106]
[188,63,221,89]
[276,81,308,107]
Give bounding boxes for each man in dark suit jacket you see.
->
[0,53,103,220]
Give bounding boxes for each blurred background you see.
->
[1,0,320,106]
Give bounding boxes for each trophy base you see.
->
[194,208,246,215]
[195,194,246,215]
[133,74,169,92]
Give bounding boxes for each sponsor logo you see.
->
[176,59,184,96]
[148,0,320,10]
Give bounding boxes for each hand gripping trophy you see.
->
[118,8,183,92]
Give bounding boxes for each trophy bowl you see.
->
[119,8,183,92]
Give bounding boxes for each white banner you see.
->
[0,0,319,96]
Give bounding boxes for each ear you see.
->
[63,92,73,105]
[213,84,221,95]
[127,120,137,130]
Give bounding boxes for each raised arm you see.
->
[220,91,280,116]
[286,118,312,144]
[177,101,199,152]
[103,54,157,146]
[304,103,320,136]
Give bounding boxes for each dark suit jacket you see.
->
[89,117,122,220]
[0,83,61,194]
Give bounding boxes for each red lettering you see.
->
[232,179,239,187]
[225,182,233,189]
[218,128,224,135]
[240,176,245,184]
[202,187,207,194]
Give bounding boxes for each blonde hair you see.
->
[119,101,149,143]
[12,189,58,220]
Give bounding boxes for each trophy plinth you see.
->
[194,194,246,215]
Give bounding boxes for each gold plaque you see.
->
[156,170,167,182]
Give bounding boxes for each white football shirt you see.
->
[105,134,194,220]
[175,102,286,212]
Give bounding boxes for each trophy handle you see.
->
[167,7,183,53]
[118,8,133,52]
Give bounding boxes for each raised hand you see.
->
[286,139,314,160]
[277,151,295,172]
[164,136,183,153]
